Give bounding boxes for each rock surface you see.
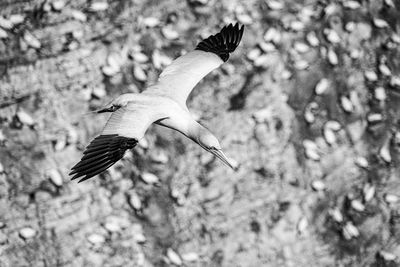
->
[1,0,400,266]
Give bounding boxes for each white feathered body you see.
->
[70,23,244,182]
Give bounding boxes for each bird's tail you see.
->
[81,105,118,116]
[96,106,118,113]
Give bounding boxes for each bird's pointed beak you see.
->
[210,148,239,171]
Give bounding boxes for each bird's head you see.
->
[194,128,238,171]
[97,93,137,113]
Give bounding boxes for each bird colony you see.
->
[0,0,400,266]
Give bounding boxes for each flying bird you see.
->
[70,23,244,182]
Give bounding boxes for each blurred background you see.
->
[0,0,400,266]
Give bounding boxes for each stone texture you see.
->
[1,0,400,267]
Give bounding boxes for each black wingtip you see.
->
[195,22,244,62]
[70,134,137,182]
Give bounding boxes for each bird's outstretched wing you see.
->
[145,23,244,107]
[70,103,165,182]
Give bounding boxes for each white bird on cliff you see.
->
[70,23,244,182]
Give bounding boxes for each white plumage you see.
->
[70,23,244,182]
[146,50,223,106]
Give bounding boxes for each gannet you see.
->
[70,23,244,182]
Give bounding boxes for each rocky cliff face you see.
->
[1,0,400,266]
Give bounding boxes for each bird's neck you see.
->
[186,121,204,144]
[156,115,201,140]
[174,119,204,144]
